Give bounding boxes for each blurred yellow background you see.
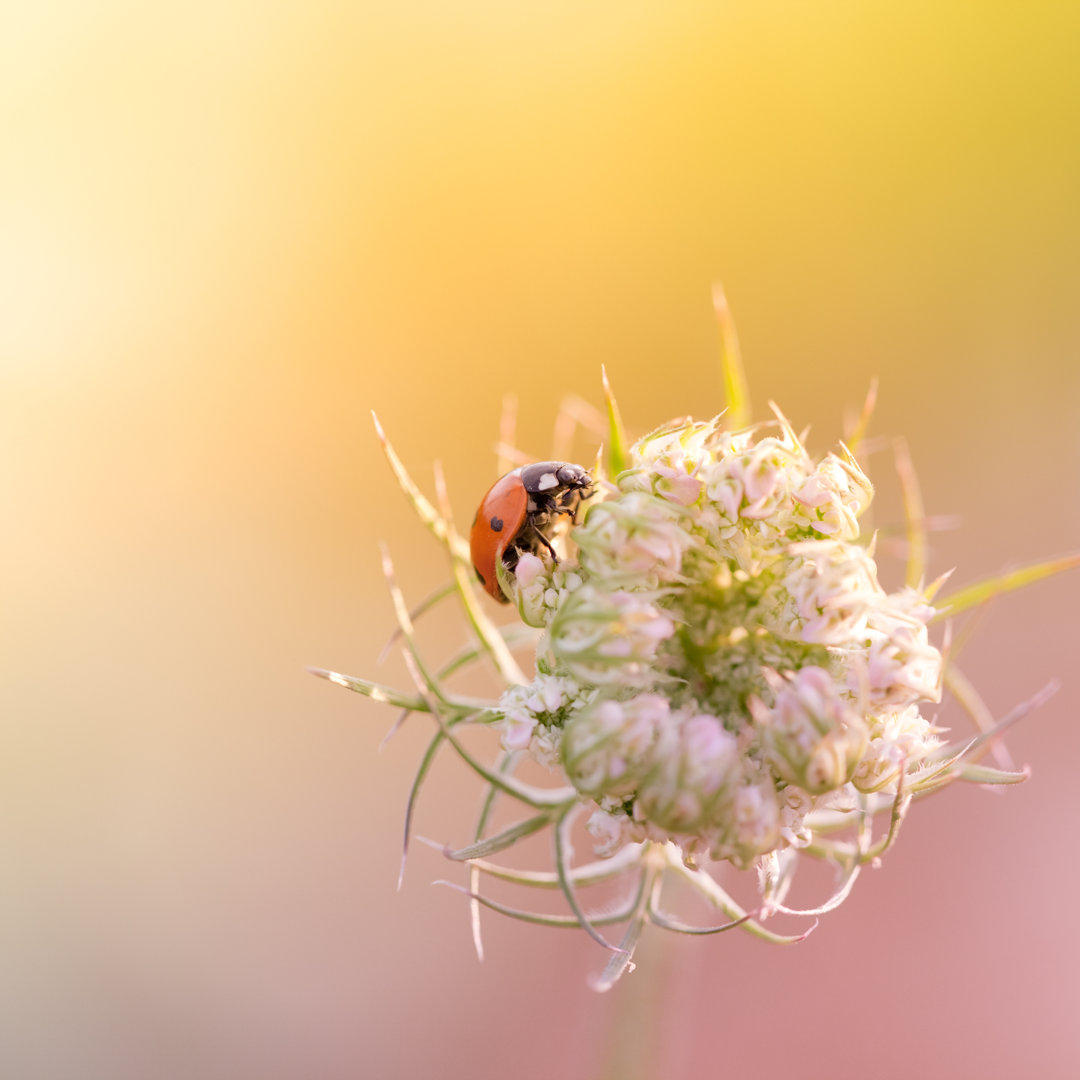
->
[3,2,1079,1077]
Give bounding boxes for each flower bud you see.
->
[549,585,675,685]
[697,767,782,867]
[735,436,808,520]
[513,552,552,627]
[585,806,630,858]
[726,775,782,865]
[621,428,710,507]
[783,540,884,644]
[635,711,739,833]
[859,604,942,708]
[852,705,940,793]
[575,492,694,584]
[561,694,669,798]
[752,665,868,795]
[793,451,873,540]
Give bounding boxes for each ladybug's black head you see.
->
[553,463,592,490]
[520,461,592,496]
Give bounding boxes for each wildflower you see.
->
[489,411,953,874]
[314,311,1073,990]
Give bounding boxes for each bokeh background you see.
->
[4,2,1080,1077]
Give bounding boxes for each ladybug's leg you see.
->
[532,528,559,563]
[558,490,590,525]
[501,544,520,571]
[531,491,558,516]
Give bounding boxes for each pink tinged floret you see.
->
[623,694,671,746]
[741,457,779,503]
[585,809,628,856]
[625,528,686,572]
[731,783,780,856]
[537,680,566,713]
[515,552,545,587]
[857,604,943,706]
[654,463,703,507]
[612,600,675,643]
[735,785,766,825]
[672,791,703,827]
[707,474,744,520]
[592,700,625,733]
[754,666,868,794]
[502,709,538,750]
[794,474,832,509]
[681,714,737,796]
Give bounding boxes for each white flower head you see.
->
[324,370,1058,989]
[500,414,956,874]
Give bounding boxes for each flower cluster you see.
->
[499,412,944,867]
[316,363,1063,990]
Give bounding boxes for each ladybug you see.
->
[469,461,594,603]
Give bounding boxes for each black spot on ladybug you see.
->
[476,570,486,587]
[490,516,504,532]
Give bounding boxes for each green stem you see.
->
[596,863,671,1080]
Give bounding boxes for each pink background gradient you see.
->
[4,3,1080,1077]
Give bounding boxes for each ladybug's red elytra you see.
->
[469,461,594,603]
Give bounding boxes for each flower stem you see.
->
[596,922,670,1079]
